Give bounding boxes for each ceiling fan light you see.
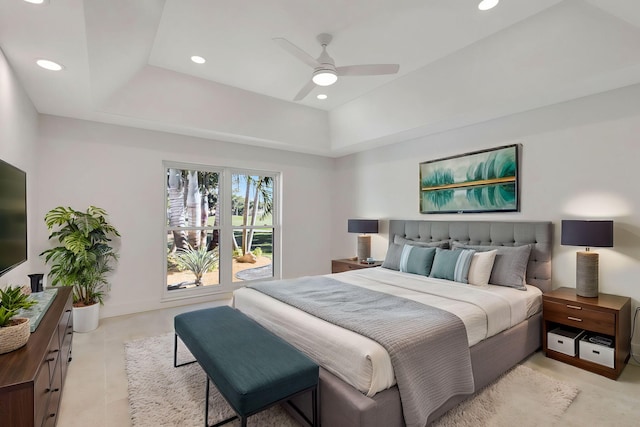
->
[478,0,499,11]
[317,94,328,100]
[312,70,337,86]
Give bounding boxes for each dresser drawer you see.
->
[57,307,72,348]
[34,364,51,427]
[42,360,63,427]
[45,329,61,385]
[543,300,615,335]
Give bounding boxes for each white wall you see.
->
[333,84,640,313]
[35,116,334,318]
[0,48,39,288]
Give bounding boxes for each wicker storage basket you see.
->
[0,317,31,354]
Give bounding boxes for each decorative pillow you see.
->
[467,250,497,286]
[399,245,437,276]
[429,248,476,284]
[381,243,404,271]
[452,242,531,290]
[394,235,449,249]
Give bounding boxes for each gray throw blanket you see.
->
[249,276,474,427]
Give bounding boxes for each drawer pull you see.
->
[566,304,582,310]
[557,340,564,344]
[567,316,582,322]
[65,309,71,313]
[50,349,59,354]
[593,350,600,355]
[45,357,55,362]
[45,388,60,393]
[49,413,56,418]
[67,331,73,335]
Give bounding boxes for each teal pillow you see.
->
[399,245,436,276]
[429,248,476,283]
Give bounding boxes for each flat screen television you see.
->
[0,159,27,276]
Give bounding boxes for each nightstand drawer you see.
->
[548,328,585,356]
[579,335,615,368]
[334,262,360,272]
[543,300,615,335]
[331,259,382,273]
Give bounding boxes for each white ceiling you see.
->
[1,0,639,156]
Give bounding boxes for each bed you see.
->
[233,220,553,427]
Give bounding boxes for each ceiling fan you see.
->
[273,33,400,101]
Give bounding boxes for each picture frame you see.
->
[419,144,520,214]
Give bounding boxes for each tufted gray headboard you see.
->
[389,220,553,293]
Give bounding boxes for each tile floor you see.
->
[58,302,640,427]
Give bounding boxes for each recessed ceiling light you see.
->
[36,59,63,71]
[478,0,499,11]
[191,55,206,64]
[316,94,328,100]
[24,0,46,4]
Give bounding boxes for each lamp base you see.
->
[576,251,599,298]
[357,235,371,262]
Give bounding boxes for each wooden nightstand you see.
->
[331,258,382,273]
[542,287,631,379]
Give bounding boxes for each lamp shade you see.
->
[348,219,378,234]
[561,220,613,248]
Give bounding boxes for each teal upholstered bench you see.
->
[174,306,319,427]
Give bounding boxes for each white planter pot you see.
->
[72,303,100,333]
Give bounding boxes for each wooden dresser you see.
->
[0,287,73,427]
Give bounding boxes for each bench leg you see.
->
[205,377,209,427]
[312,386,318,427]
[174,333,197,367]
[206,376,239,427]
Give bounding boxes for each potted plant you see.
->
[0,286,37,354]
[41,206,120,333]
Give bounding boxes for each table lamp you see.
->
[561,220,613,297]
[348,219,378,262]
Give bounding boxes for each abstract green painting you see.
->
[420,144,520,213]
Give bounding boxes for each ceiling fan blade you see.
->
[293,80,316,101]
[273,38,320,69]
[336,64,400,76]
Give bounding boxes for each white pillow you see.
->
[467,249,497,286]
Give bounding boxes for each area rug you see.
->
[125,333,578,427]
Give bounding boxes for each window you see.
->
[231,173,275,283]
[164,162,280,299]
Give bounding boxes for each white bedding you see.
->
[232,267,542,397]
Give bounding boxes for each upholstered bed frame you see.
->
[287,220,553,427]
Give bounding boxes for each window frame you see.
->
[162,161,281,302]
